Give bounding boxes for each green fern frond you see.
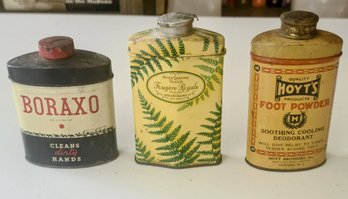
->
[149,121,173,135]
[196,34,210,51]
[197,157,218,163]
[138,90,201,167]
[211,74,220,83]
[147,44,161,57]
[195,98,200,105]
[143,107,155,115]
[193,65,215,73]
[161,58,173,67]
[216,66,223,75]
[140,49,153,57]
[201,74,211,81]
[178,38,185,55]
[152,124,181,143]
[140,66,149,76]
[131,59,145,65]
[201,124,215,131]
[167,125,182,141]
[174,132,190,149]
[204,89,209,97]
[213,34,220,54]
[196,103,222,164]
[166,39,178,57]
[199,58,219,66]
[215,103,222,111]
[205,117,218,124]
[198,140,213,145]
[177,101,193,111]
[131,72,139,83]
[136,53,150,60]
[155,39,170,57]
[144,116,166,128]
[175,154,200,167]
[160,154,184,163]
[212,142,221,149]
[197,150,213,155]
[184,144,201,160]
[135,137,155,163]
[206,82,215,91]
[180,137,197,154]
[151,57,163,71]
[145,61,155,73]
[210,110,220,117]
[158,151,180,157]
[197,132,213,137]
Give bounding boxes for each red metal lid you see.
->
[38,36,75,60]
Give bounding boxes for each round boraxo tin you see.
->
[7,36,118,168]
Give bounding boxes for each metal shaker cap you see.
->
[158,12,198,37]
[280,10,319,39]
[39,36,75,60]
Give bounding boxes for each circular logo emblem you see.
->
[282,111,307,129]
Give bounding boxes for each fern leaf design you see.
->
[131,59,145,65]
[193,65,215,73]
[130,39,182,87]
[147,44,161,57]
[155,39,170,57]
[150,57,163,71]
[211,74,220,84]
[177,101,194,111]
[144,116,166,128]
[196,33,211,51]
[149,121,173,135]
[197,103,222,164]
[138,90,201,167]
[135,136,155,164]
[177,57,223,111]
[199,57,220,66]
[166,39,178,62]
[213,34,220,54]
[178,38,185,55]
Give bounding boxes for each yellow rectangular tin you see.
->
[128,12,225,168]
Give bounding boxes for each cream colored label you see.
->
[12,80,116,138]
[147,71,205,103]
[3,0,66,11]
[246,59,339,170]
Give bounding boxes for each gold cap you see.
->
[280,10,319,40]
[158,12,198,37]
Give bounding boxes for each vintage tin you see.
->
[128,12,225,168]
[7,36,118,168]
[246,11,343,171]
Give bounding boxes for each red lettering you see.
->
[89,95,99,113]
[44,98,58,116]
[72,97,87,115]
[19,95,100,115]
[21,95,32,113]
[60,98,73,116]
[33,97,44,115]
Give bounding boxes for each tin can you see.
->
[7,36,118,168]
[128,12,225,168]
[246,11,343,171]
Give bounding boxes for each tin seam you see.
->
[251,52,342,65]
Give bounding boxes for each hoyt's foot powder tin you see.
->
[7,36,119,168]
[246,11,343,171]
[128,12,225,168]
